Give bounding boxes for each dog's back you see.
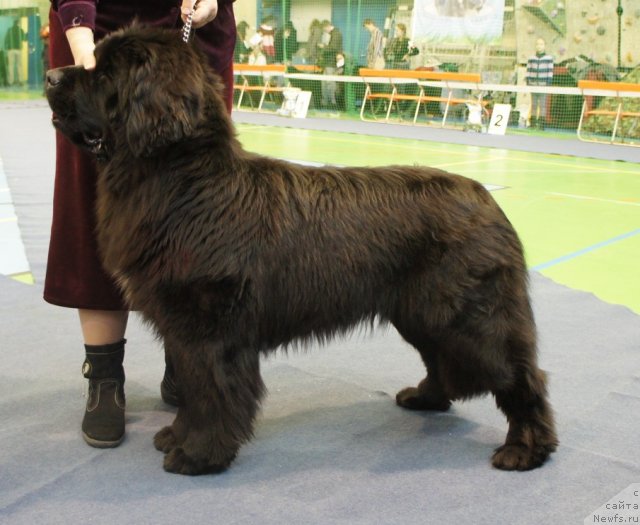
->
[189,155,529,382]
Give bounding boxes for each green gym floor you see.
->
[235,123,640,314]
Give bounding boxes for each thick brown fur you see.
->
[46,25,557,475]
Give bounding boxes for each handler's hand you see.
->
[181,0,218,29]
[65,26,96,69]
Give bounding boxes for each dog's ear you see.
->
[118,40,205,157]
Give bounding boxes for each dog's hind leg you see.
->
[155,336,265,475]
[392,277,557,470]
[491,341,558,471]
[482,295,558,471]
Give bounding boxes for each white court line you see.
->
[286,158,504,191]
[547,192,640,207]
[285,158,504,191]
[285,158,325,167]
[0,155,32,281]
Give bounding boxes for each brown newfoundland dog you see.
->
[46,26,557,475]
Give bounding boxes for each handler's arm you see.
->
[52,0,97,69]
[66,27,96,69]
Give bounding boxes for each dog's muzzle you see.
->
[46,68,64,89]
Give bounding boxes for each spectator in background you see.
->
[334,51,347,109]
[306,19,322,66]
[40,24,50,93]
[0,50,7,86]
[234,21,251,64]
[248,32,266,65]
[363,18,384,69]
[526,37,554,129]
[274,20,298,64]
[258,16,276,63]
[317,20,342,109]
[243,33,268,107]
[384,23,410,69]
[4,19,27,86]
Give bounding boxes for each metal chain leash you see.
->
[181,1,197,43]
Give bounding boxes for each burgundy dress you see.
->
[44,0,236,310]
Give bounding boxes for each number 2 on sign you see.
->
[488,104,512,135]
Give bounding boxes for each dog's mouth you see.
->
[52,114,107,159]
[51,114,62,129]
[82,131,104,153]
[83,131,109,161]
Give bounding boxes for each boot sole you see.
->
[82,431,124,448]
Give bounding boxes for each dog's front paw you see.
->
[154,426,178,453]
[163,447,236,476]
[396,386,451,411]
[491,443,553,471]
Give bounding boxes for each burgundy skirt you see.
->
[44,3,235,310]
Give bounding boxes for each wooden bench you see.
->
[577,80,640,146]
[358,68,484,126]
[233,63,287,111]
[289,64,322,74]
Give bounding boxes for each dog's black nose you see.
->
[46,69,64,88]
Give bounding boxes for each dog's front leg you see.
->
[154,336,265,475]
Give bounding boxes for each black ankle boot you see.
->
[160,350,182,407]
[82,339,126,448]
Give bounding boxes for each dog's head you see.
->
[46,25,223,159]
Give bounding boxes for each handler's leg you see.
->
[79,309,128,345]
[79,310,128,447]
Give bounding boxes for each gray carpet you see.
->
[1,103,639,525]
